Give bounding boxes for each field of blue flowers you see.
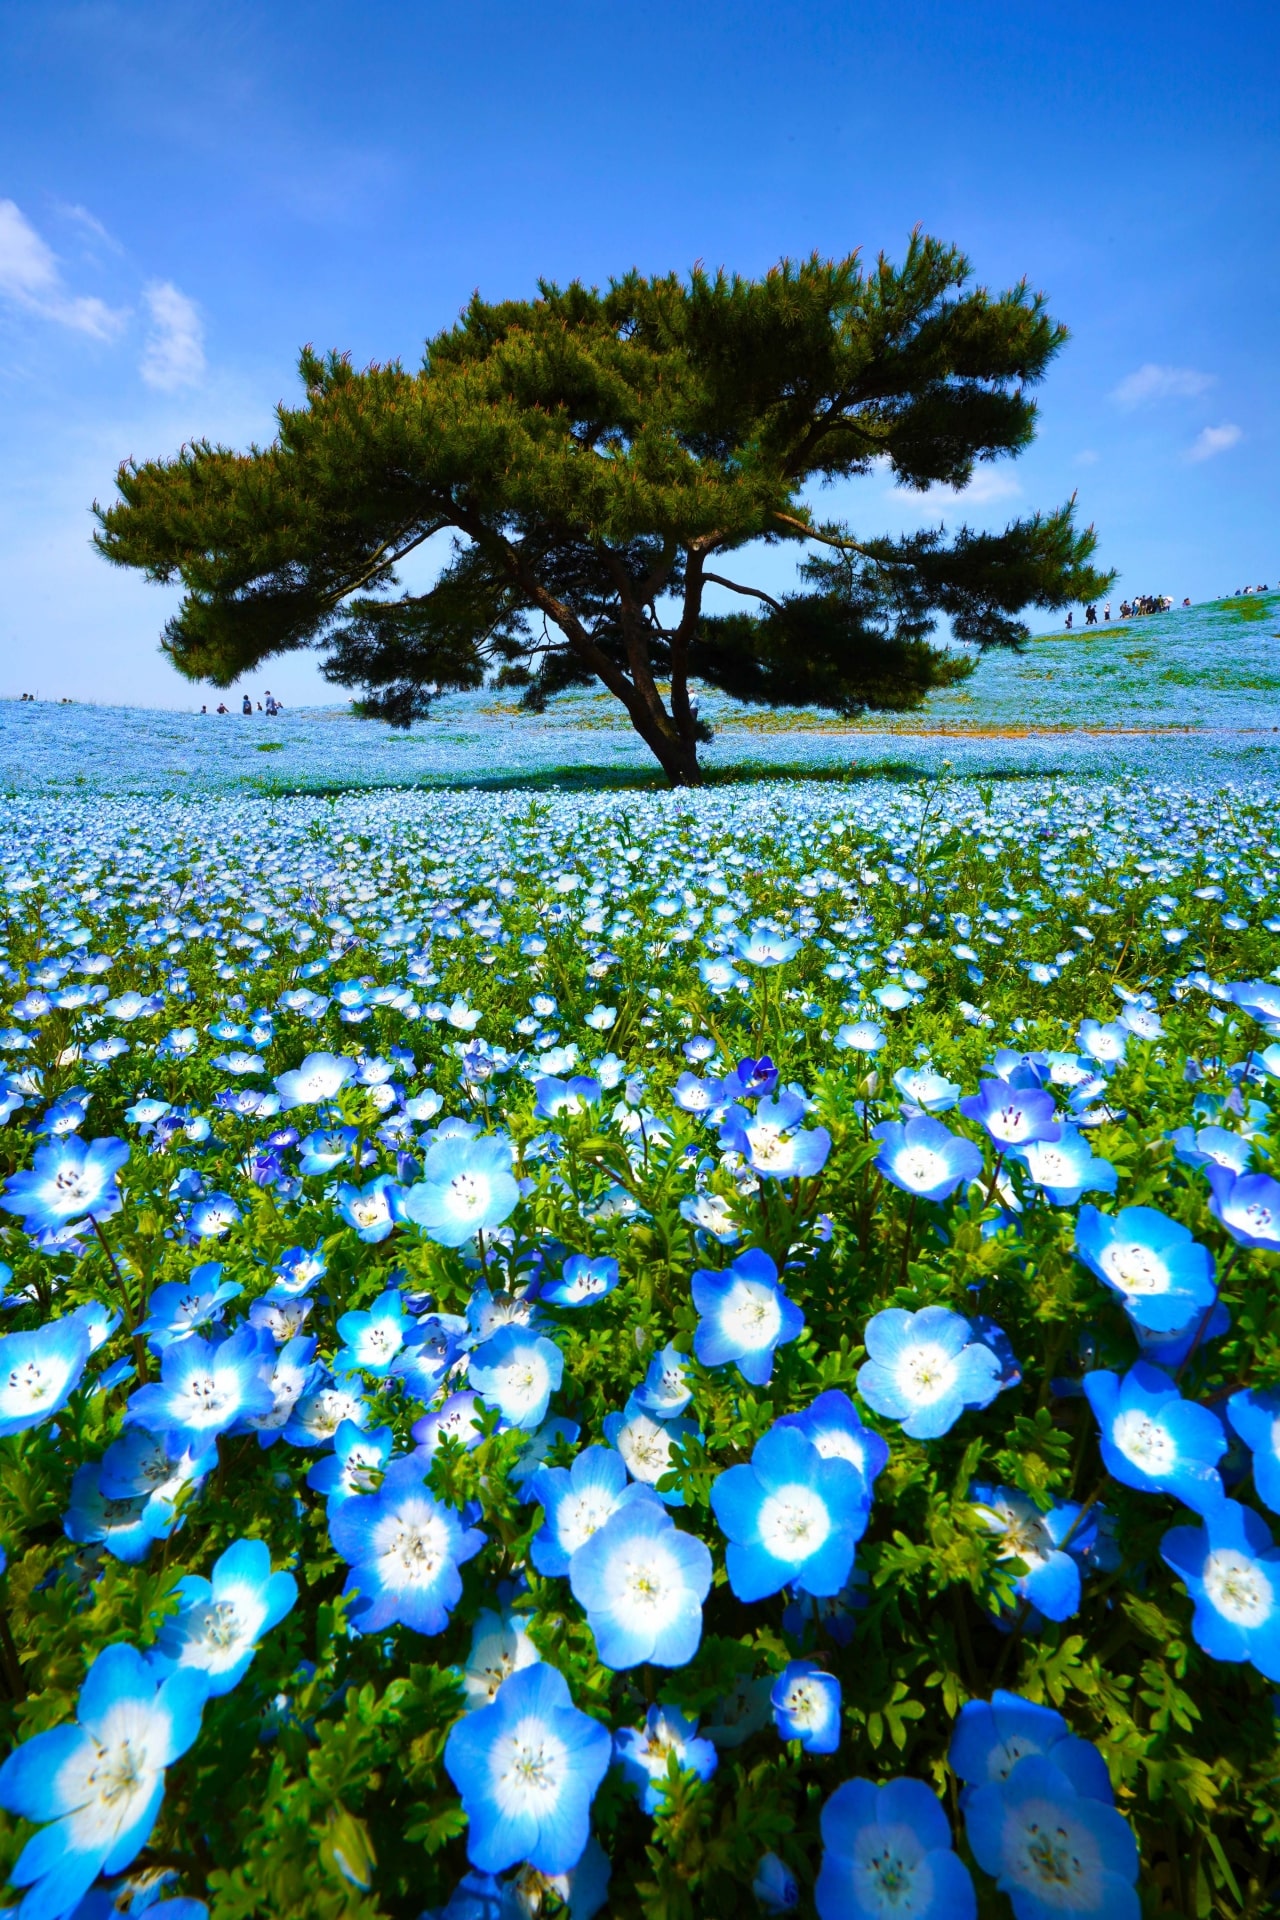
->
[2,758,1280,1920]
[5,595,1279,797]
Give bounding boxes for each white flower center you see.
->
[721,1279,783,1350]
[447,1172,490,1218]
[895,1341,958,1405]
[1112,1409,1176,1474]
[1101,1243,1169,1295]
[491,1717,567,1816]
[757,1484,831,1562]
[1204,1548,1272,1626]
[560,1488,620,1553]
[896,1146,949,1188]
[374,1504,449,1587]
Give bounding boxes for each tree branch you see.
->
[702,572,785,614]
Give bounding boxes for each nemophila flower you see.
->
[1074,1205,1217,1333]
[187,1192,241,1240]
[776,1389,889,1497]
[125,1326,276,1447]
[691,1247,803,1387]
[718,1090,830,1179]
[602,1407,696,1505]
[404,1132,519,1247]
[971,1485,1087,1623]
[631,1345,693,1419]
[679,1189,739,1242]
[834,1019,886,1054]
[1206,1166,1280,1252]
[1078,1017,1129,1069]
[244,1335,322,1446]
[334,1287,416,1376]
[697,955,746,995]
[1,1133,130,1233]
[873,1117,982,1203]
[614,1705,718,1815]
[413,1391,485,1461]
[569,1499,712,1669]
[297,1126,358,1176]
[334,1173,405,1244]
[469,1325,564,1431]
[1161,1499,1280,1680]
[949,1690,1114,1807]
[307,1419,394,1507]
[1132,1297,1231,1370]
[959,1079,1058,1148]
[541,1254,619,1308]
[893,1065,962,1113]
[711,1424,868,1602]
[329,1454,483,1635]
[274,1050,356,1108]
[461,1605,540,1709]
[815,1776,976,1920]
[154,1536,297,1697]
[1227,977,1280,1025]
[0,1314,93,1437]
[283,1378,370,1450]
[771,1661,841,1754]
[249,1294,314,1347]
[734,923,801,967]
[857,1307,1002,1440]
[271,1244,327,1295]
[65,1434,209,1564]
[137,1266,243,1349]
[1169,1125,1252,1175]
[444,1662,612,1875]
[964,1753,1139,1920]
[509,1415,580,1489]
[527,1446,655,1576]
[1227,1387,1280,1513]
[534,1074,601,1119]
[0,1642,209,1920]
[1013,1127,1117,1206]
[1083,1363,1226,1513]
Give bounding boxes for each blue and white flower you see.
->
[0,1643,209,1920]
[857,1307,1002,1440]
[154,1536,297,1696]
[873,1117,982,1203]
[691,1247,803,1388]
[469,1324,564,1431]
[1161,1498,1280,1681]
[964,1753,1139,1920]
[329,1455,483,1635]
[770,1661,841,1754]
[1084,1362,1226,1513]
[444,1662,612,1874]
[405,1133,520,1247]
[816,1775,975,1920]
[569,1499,711,1669]
[711,1423,868,1602]
[613,1705,717,1815]
[1075,1204,1217,1333]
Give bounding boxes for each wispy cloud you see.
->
[1111,362,1216,408]
[890,467,1022,515]
[1074,449,1099,467]
[0,198,127,338]
[140,280,206,390]
[1185,422,1242,463]
[54,202,124,254]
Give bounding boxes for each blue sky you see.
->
[1,0,1276,709]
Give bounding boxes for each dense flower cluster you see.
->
[0,772,1277,1917]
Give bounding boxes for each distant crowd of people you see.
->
[1234,583,1270,595]
[200,691,285,716]
[1065,595,1182,629]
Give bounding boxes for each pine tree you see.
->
[94,236,1110,784]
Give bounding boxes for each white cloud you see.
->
[1111,362,1216,408]
[1185,422,1242,463]
[140,280,206,390]
[55,202,124,254]
[890,467,1022,516]
[0,198,126,338]
[1075,449,1099,467]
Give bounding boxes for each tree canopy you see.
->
[94,236,1111,783]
